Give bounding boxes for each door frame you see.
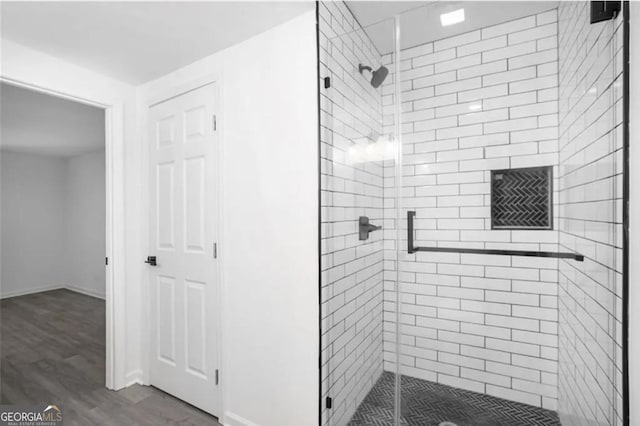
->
[140,72,224,417]
[0,76,125,390]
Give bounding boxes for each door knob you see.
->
[144,256,157,266]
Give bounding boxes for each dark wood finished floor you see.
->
[1,289,221,426]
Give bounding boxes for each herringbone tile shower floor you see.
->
[348,371,561,426]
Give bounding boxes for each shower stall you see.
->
[319,1,628,425]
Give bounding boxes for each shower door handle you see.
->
[407,211,417,253]
[406,210,583,261]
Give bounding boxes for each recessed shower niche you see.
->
[491,166,553,230]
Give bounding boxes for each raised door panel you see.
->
[183,156,205,253]
[156,162,176,250]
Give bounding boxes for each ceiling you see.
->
[1,83,105,157]
[346,1,558,54]
[0,1,314,85]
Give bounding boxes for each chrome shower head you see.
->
[359,64,389,88]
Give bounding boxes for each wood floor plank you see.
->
[1,289,221,425]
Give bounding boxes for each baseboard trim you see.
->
[223,412,260,426]
[0,285,105,300]
[0,285,64,299]
[65,285,105,300]
[124,369,145,387]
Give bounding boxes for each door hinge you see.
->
[215,369,219,385]
[212,114,217,131]
[326,397,332,409]
[105,257,109,266]
[213,243,218,259]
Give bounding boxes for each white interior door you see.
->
[148,83,219,416]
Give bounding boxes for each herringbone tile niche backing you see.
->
[491,166,553,230]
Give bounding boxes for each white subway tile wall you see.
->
[319,2,387,425]
[557,2,624,426]
[381,10,562,410]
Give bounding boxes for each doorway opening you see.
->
[0,82,107,400]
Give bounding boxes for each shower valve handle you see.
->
[359,216,381,241]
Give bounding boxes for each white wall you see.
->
[66,151,106,298]
[139,11,318,426]
[1,151,68,297]
[1,150,106,299]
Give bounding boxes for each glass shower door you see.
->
[393,2,625,426]
[318,3,400,425]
